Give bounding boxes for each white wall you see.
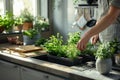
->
[52,0,77,42]
[52,0,91,42]
[41,0,48,18]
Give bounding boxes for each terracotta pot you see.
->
[13,24,23,32]
[22,22,33,30]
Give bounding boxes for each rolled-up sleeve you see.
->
[111,0,120,8]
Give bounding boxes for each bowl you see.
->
[7,36,19,44]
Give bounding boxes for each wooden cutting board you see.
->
[9,45,43,53]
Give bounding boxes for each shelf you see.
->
[0,32,22,35]
[75,4,98,8]
[78,4,98,6]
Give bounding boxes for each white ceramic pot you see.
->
[96,58,112,75]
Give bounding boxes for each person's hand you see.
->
[91,34,99,44]
[77,34,90,51]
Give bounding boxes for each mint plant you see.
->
[44,33,65,56]
[68,32,81,44]
[44,32,81,60]
[23,29,38,39]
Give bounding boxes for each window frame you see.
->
[3,0,48,18]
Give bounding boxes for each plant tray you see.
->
[80,54,96,63]
[32,54,83,66]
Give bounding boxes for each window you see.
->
[0,0,49,33]
[2,0,48,18]
[0,0,5,15]
[41,0,48,18]
[13,0,37,17]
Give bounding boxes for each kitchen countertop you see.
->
[0,43,120,80]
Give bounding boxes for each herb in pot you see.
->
[23,29,38,39]
[2,12,14,32]
[68,32,81,44]
[34,16,49,32]
[95,42,115,59]
[44,33,64,56]
[35,38,47,46]
[95,40,117,74]
[44,32,81,60]
[66,43,81,60]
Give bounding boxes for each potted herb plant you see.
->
[68,31,96,62]
[20,9,34,30]
[13,16,23,32]
[34,16,49,32]
[44,33,65,56]
[95,41,116,74]
[2,12,14,33]
[23,29,40,45]
[13,17,23,32]
[43,32,82,66]
[35,38,47,47]
[67,32,81,44]
[22,16,49,45]
[44,32,81,58]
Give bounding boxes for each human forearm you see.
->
[77,6,120,51]
[87,15,115,37]
[84,6,120,38]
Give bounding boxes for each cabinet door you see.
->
[0,60,21,80]
[47,74,67,80]
[21,67,46,80]
[21,67,67,80]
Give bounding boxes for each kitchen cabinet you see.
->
[21,66,67,80]
[0,60,67,80]
[0,60,21,80]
